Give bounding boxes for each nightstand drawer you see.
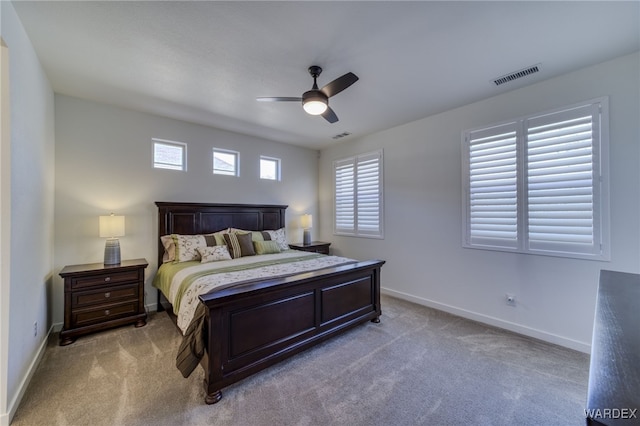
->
[71,270,139,289]
[73,301,139,327]
[72,284,138,308]
[307,247,329,254]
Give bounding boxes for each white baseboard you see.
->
[381,287,590,354]
[2,324,53,425]
[145,303,158,313]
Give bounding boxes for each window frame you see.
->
[259,155,281,181]
[333,150,384,239]
[212,148,240,177]
[152,138,187,171]
[461,97,610,260]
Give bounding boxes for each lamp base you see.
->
[104,238,121,265]
[303,229,311,245]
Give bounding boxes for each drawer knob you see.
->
[104,292,111,298]
[105,309,110,316]
[104,277,111,282]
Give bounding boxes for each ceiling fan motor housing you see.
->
[302,89,328,114]
[302,89,328,104]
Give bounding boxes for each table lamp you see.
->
[99,213,125,265]
[301,214,312,245]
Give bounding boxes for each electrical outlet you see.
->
[33,321,38,337]
[505,294,516,306]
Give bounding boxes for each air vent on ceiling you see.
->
[332,132,352,140]
[493,64,541,86]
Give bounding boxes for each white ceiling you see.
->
[11,1,640,149]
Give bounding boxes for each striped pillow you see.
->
[253,240,281,255]
[223,232,255,259]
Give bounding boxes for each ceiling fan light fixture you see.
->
[302,90,328,115]
[258,66,358,123]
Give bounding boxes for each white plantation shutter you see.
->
[526,104,601,255]
[463,98,609,260]
[466,123,519,249]
[335,159,356,233]
[334,150,383,238]
[356,152,382,235]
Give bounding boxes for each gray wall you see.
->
[53,95,319,323]
[0,2,55,423]
[319,53,640,352]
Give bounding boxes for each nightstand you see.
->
[59,258,148,346]
[289,241,331,255]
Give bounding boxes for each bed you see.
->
[154,202,385,404]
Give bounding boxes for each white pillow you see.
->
[160,235,176,263]
[197,245,232,263]
[172,234,207,262]
[265,228,288,251]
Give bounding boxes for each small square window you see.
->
[260,156,281,181]
[213,149,239,176]
[153,139,186,171]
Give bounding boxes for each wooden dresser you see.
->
[59,258,148,345]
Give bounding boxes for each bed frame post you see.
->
[203,304,225,404]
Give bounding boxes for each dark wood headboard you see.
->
[155,202,287,267]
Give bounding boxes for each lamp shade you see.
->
[302,90,328,115]
[301,214,313,229]
[303,100,327,115]
[99,214,125,238]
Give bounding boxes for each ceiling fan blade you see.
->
[256,97,302,102]
[321,72,359,98]
[321,106,339,123]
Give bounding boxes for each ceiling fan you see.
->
[257,66,359,123]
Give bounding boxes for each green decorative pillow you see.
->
[223,232,255,259]
[251,231,265,242]
[253,240,281,255]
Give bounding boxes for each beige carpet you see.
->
[12,295,590,425]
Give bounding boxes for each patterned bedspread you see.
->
[153,250,357,334]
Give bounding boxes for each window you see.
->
[213,149,239,176]
[153,139,186,171]
[462,98,609,260]
[260,156,281,181]
[334,150,384,238]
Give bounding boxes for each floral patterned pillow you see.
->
[265,228,288,251]
[160,235,176,263]
[197,245,232,263]
[171,234,207,263]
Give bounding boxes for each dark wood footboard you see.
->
[199,259,384,404]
